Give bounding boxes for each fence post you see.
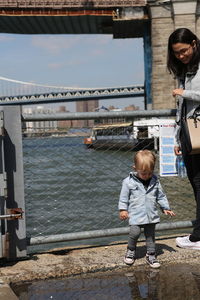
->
[3,106,27,260]
[0,111,6,258]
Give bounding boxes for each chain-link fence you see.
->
[22,114,195,254]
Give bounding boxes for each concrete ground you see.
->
[1,233,200,299]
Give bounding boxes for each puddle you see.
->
[12,263,200,300]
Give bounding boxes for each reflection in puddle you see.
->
[12,263,200,300]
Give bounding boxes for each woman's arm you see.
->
[182,89,200,101]
[173,88,200,102]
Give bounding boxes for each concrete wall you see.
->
[148,0,199,109]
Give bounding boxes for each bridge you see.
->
[0,1,147,37]
[0,76,144,105]
[0,0,150,107]
[0,0,199,110]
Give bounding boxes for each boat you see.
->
[84,118,175,151]
[83,121,154,151]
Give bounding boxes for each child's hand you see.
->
[163,210,176,216]
[119,210,129,220]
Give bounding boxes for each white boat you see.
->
[83,121,147,150]
[84,118,175,151]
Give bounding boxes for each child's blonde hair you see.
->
[134,150,156,172]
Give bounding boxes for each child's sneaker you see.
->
[124,249,135,265]
[146,253,160,269]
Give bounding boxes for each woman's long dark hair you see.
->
[167,28,200,78]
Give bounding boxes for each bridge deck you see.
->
[0,0,148,36]
[0,1,146,9]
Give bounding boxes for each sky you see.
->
[0,34,144,111]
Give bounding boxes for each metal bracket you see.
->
[0,208,24,220]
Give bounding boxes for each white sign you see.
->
[159,123,177,176]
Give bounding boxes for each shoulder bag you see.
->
[181,99,200,154]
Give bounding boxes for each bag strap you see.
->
[179,76,186,123]
[180,98,187,122]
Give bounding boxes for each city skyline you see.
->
[23,101,140,134]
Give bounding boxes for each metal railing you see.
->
[22,109,194,251]
[0,107,195,259]
[28,221,194,246]
[0,0,147,9]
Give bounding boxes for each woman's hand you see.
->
[119,210,128,220]
[172,88,184,97]
[174,146,182,156]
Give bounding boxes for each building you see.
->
[57,106,72,130]
[22,106,58,134]
[74,100,99,128]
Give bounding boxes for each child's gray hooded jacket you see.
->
[118,172,170,225]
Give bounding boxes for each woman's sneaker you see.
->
[146,253,160,269]
[124,249,135,265]
[176,235,200,250]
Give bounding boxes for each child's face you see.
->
[135,168,153,181]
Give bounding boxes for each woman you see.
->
[167,28,200,249]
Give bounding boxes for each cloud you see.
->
[85,35,111,45]
[48,62,63,69]
[90,49,105,57]
[48,57,87,70]
[31,35,112,54]
[65,58,86,66]
[31,35,82,54]
[0,35,15,42]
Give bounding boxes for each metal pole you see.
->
[143,22,152,109]
[22,109,176,121]
[28,220,193,246]
[0,111,6,258]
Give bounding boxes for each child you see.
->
[118,150,175,268]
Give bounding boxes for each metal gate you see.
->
[0,107,27,260]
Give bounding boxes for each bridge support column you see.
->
[172,0,197,32]
[149,1,175,110]
[149,0,198,110]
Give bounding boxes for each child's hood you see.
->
[129,172,158,187]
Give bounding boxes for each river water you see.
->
[23,136,195,252]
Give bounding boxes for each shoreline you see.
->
[23,132,90,138]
